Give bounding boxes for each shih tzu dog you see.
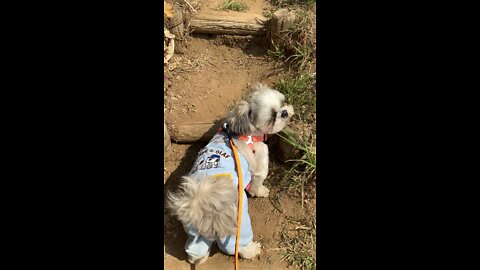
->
[167,83,294,265]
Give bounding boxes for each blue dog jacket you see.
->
[184,131,253,260]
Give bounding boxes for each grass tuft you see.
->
[266,4,316,74]
[219,0,248,12]
[268,42,287,61]
[277,129,316,206]
[270,0,316,8]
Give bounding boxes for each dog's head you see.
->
[225,83,294,136]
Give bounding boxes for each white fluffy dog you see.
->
[168,83,294,265]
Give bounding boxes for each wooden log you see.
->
[164,122,169,260]
[170,121,220,143]
[164,122,171,153]
[168,5,186,53]
[270,8,296,47]
[190,12,268,36]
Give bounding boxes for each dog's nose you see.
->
[281,110,288,118]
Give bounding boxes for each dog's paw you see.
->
[249,185,270,198]
[188,251,210,265]
[256,185,270,197]
[239,241,261,259]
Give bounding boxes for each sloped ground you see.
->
[164,0,316,269]
[164,35,293,269]
[164,142,315,270]
[164,36,280,124]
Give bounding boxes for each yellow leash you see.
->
[229,138,243,270]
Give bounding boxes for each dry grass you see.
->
[268,6,316,74]
[270,0,316,7]
[268,1,317,270]
[280,216,317,270]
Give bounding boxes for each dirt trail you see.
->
[164,36,280,124]
[164,1,307,269]
[163,36,292,269]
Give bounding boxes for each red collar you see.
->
[217,126,267,152]
[238,134,267,151]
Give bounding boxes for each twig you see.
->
[207,60,217,67]
[183,0,197,13]
[255,17,268,24]
[301,179,304,209]
[270,193,284,213]
[295,226,311,230]
[266,247,287,252]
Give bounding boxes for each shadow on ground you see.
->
[163,122,225,262]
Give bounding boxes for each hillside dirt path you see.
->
[164,1,312,269]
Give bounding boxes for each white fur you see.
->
[239,241,262,259]
[188,250,210,265]
[168,175,238,240]
[247,142,270,198]
[188,241,260,264]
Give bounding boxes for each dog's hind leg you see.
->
[184,226,214,265]
[216,191,261,259]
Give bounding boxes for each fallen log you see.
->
[190,12,268,36]
[169,121,298,162]
[168,5,186,53]
[164,121,171,153]
[170,121,220,143]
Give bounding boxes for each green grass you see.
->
[284,248,316,270]
[277,129,316,206]
[274,72,316,205]
[219,0,248,12]
[274,73,316,123]
[268,42,287,61]
[280,217,317,270]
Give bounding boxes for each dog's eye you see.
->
[281,110,288,118]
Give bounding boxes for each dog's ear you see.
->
[226,101,253,135]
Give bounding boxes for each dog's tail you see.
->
[167,175,238,240]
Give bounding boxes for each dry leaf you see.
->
[164,28,175,39]
[164,29,175,64]
[164,1,175,18]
